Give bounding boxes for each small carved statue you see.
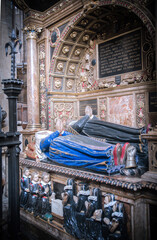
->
[86,188,104,240]
[27,171,40,216]
[62,179,82,239]
[76,182,90,239]
[20,167,31,208]
[38,172,53,221]
[109,202,127,239]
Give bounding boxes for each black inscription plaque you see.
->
[80,99,97,116]
[149,92,157,112]
[98,29,142,78]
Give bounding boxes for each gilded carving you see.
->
[57,62,64,72]
[66,79,73,90]
[69,64,76,73]
[70,31,78,39]
[23,25,42,39]
[82,34,89,42]
[62,46,70,55]
[80,19,88,26]
[54,78,62,90]
[74,48,81,56]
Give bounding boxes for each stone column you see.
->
[24,26,41,130]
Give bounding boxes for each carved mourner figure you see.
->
[86,188,104,240]
[102,194,127,240]
[20,167,31,208]
[76,182,90,238]
[38,172,53,221]
[27,171,40,216]
[62,179,82,239]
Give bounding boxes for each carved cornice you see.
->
[20,158,157,192]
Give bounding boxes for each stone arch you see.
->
[48,0,155,93]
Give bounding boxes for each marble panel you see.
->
[108,95,134,127]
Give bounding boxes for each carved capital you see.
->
[23,25,42,39]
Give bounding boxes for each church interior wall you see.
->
[1,1,156,240]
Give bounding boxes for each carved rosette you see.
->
[99,98,107,121]
[53,102,74,129]
[39,43,47,129]
[136,93,146,127]
[53,77,62,90]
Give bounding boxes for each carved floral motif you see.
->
[53,102,74,129]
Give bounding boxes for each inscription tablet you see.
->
[98,29,142,78]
